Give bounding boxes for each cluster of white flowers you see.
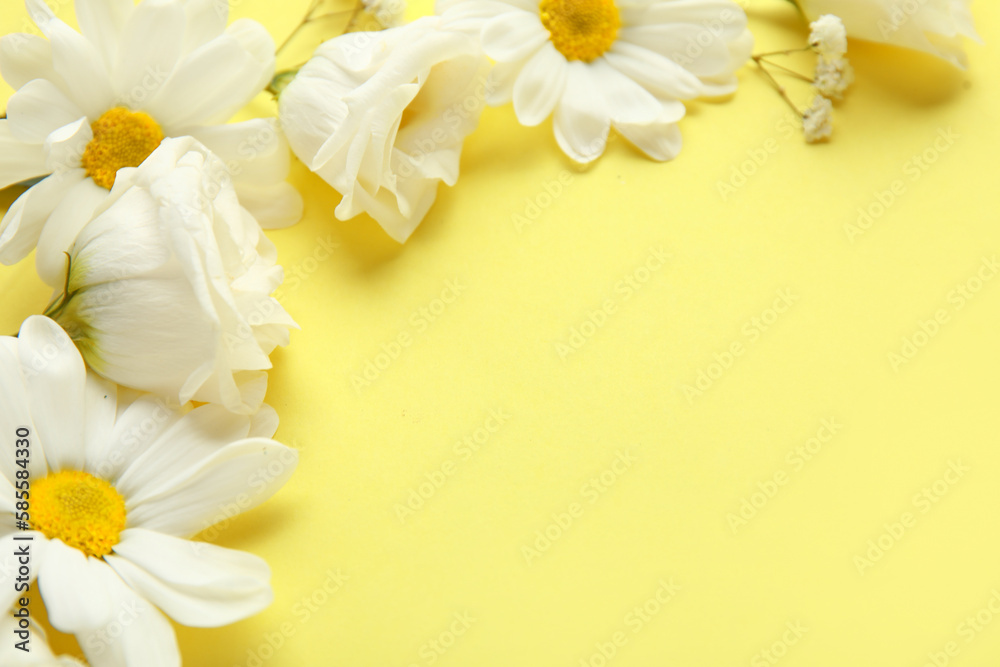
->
[804,14,851,142]
[0,0,303,664]
[0,0,984,663]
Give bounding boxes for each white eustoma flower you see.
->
[279,16,490,243]
[0,614,85,666]
[437,0,753,164]
[0,316,297,667]
[44,137,296,415]
[793,0,980,68]
[0,0,303,285]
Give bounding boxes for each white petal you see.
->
[6,78,86,144]
[553,62,611,164]
[0,119,48,189]
[592,57,662,124]
[86,395,183,483]
[108,529,272,626]
[44,117,92,174]
[79,562,180,667]
[0,339,49,484]
[45,17,116,119]
[249,403,279,439]
[0,32,59,90]
[36,177,109,287]
[116,404,253,504]
[619,24,732,77]
[112,0,185,106]
[38,540,115,633]
[180,0,229,54]
[615,112,684,161]
[83,374,118,470]
[0,533,46,614]
[75,0,134,70]
[481,10,549,63]
[605,41,704,99]
[485,56,527,106]
[127,437,297,538]
[0,168,84,265]
[186,118,291,186]
[512,44,568,126]
[17,316,88,472]
[234,181,304,230]
[147,20,275,129]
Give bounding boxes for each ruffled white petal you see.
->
[38,540,115,633]
[108,528,272,626]
[126,437,298,537]
[234,182,305,230]
[0,120,48,189]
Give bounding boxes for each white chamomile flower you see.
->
[0,613,85,666]
[279,17,489,243]
[813,56,853,99]
[0,0,303,285]
[803,94,833,143]
[809,14,847,61]
[0,316,298,667]
[438,0,753,164]
[45,137,296,415]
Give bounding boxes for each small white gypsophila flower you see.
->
[809,14,847,61]
[803,95,834,143]
[813,57,854,99]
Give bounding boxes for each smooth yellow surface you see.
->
[3,1,1000,665]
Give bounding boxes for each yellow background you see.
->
[3,0,1000,665]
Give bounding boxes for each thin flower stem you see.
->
[276,1,364,56]
[753,46,812,58]
[757,57,813,83]
[753,56,802,117]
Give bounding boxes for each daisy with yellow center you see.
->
[437,0,755,163]
[0,0,303,288]
[0,316,298,667]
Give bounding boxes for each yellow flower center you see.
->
[30,470,127,558]
[539,0,620,62]
[81,107,164,190]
